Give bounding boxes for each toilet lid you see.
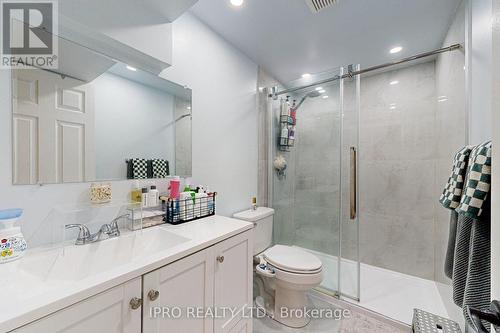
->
[263,245,322,274]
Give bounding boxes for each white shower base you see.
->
[299,247,454,325]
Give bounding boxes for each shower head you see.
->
[294,90,321,111]
[306,91,321,98]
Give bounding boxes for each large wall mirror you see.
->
[11,37,192,185]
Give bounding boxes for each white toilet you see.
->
[233,207,323,328]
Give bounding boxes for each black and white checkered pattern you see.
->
[132,158,148,179]
[152,159,169,178]
[439,146,473,210]
[456,141,491,219]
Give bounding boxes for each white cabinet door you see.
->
[142,248,215,333]
[12,68,95,184]
[13,278,142,333]
[213,230,253,333]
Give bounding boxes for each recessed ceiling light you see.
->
[126,65,137,71]
[187,106,192,110]
[322,95,329,99]
[390,46,403,54]
[390,80,399,85]
[230,0,244,6]
[302,73,311,78]
[319,89,326,94]
[315,87,323,91]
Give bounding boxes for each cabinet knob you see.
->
[217,255,225,263]
[130,297,142,310]
[148,289,160,301]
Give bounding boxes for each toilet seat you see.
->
[263,245,322,274]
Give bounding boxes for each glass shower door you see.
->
[338,65,361,301]
[269,65,360,300]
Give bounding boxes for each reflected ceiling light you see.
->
[230,0,244,6]
[389,103,397,110]
[322,95,329,99]
[438,96,448,102]
[302,73,311,78]
[187,106,192,110]
[319,89,326,94]
[389,46,403,54]
[315,87,323,91]
[390,80,399,85]
[126,65,137,71]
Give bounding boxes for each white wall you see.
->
[0,12,258,247]
[492,0,500,302]
[469,0,493,144]
[94,73,175,180]
[161,12,258,217]
[469,0,497,304]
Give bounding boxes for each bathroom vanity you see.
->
[0,216,253,333]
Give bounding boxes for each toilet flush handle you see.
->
[256,264,276,278]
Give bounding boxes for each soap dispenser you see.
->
[0,209,27,263]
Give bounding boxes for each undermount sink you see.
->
[8,228,190,282]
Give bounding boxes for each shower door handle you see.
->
[350,147,357,220]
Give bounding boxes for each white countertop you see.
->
[0,216,253,332]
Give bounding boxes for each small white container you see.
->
[0,209,27,263]
[148,185,159,208]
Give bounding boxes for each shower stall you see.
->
[264,40,467,324]
[268,64,361,301]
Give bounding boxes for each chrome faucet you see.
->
[65,214,128,245]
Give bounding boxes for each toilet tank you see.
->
[233,207,274,255]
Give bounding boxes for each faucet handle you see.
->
[65,224,91,244]
[109,214,129,234]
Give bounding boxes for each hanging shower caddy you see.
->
[278,97,297,151]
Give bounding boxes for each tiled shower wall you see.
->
[357,61,438,280]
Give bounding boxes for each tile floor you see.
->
[253,294,410,333]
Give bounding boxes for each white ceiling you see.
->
[60,0,197,25]
[190,0,462,83]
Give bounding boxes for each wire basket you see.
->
[165,193,216,225]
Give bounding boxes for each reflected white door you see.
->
[13,69,95,184]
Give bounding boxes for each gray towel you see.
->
[452,214,473,307]
[444,210,458,279]
[441,146,472,280]
[452,199,491,330]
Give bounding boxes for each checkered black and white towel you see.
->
[152,159,169,178]
[132,158,148,179]
[456,141,492,219]
[439,146,473,210]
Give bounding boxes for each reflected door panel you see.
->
[13,69,95,184]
